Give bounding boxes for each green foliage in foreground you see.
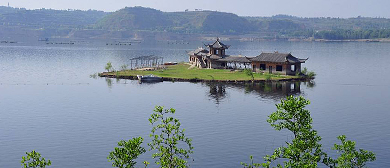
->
[327,135,376,168]
[108,106,193,168]
[263,96,325,167]
[242,96,375,168]
[108,137,146,168]
[148,106,194,168]
[106,63,298,81]
[21,151,51,168]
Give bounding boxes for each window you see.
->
[260,64,266,70]
[276,65,283,71]
[291,65,296,72]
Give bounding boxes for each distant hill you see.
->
[200,11,254,33]
[97,7,390,39]
[96,7,254,34]
[0,6,18,15]
[0,7,108,29]
[95,7,305,34]
[96,7,171,30]
[2,6,390,40]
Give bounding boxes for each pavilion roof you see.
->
[207,38,230,49]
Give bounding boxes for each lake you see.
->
[1,40,390,167]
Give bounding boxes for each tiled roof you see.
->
[251,52,306,63]
[207,39,230,49]
[188,47,209,56]
[218,55,253,63]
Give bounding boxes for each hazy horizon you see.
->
[1,0,390,18]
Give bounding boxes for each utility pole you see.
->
[8,2,9,7]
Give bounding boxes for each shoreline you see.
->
[98,72,312,83]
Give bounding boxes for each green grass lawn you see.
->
[103,63,299,81]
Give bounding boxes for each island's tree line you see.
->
[264,29,390,40]
[21,96,375,168]
[313,29,390,40]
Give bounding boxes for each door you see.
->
[269,66,272,74]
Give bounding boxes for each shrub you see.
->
[148,106,194,167]
[108,137,146,168]
[244,69,254,81]
[120,64,128,71]
[264,73,272,81]
[21,151,51,168]
[242,96,376,168]
[106,62,113,72]
[307,71,316,79]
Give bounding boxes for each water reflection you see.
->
[105,78,113,88]
[242,81,302,100]
[303,80,316,88]
[99,77,313,104]
[204,83,227,105]
[204,81,311,104]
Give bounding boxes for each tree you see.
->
[148,106,193,168]
[108,137,146,168]
[326,135,376,168]
[262,96,326,167]
[106,61,113,72]
[120,64,128,71]
[21,151,51,168]
[242,96,376,168]
[298,67,316,79]
[244,69,255,81]
[241,155,261,168]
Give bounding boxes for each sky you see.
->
[2,0,390,18]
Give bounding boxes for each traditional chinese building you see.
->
[251,52,307,75]
[188,39,252,69]
[188,39,307,75]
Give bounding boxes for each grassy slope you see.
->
[108,63,298,81]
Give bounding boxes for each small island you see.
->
[98,63,313,83]
[99,39,314,83]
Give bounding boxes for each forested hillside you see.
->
[2,6,390,40]
[95,7,390,39]
[0,7,107,29]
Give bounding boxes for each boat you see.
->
[136,74,163,82]
[164,62,178,65]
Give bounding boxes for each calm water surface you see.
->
[1,41,390,167]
